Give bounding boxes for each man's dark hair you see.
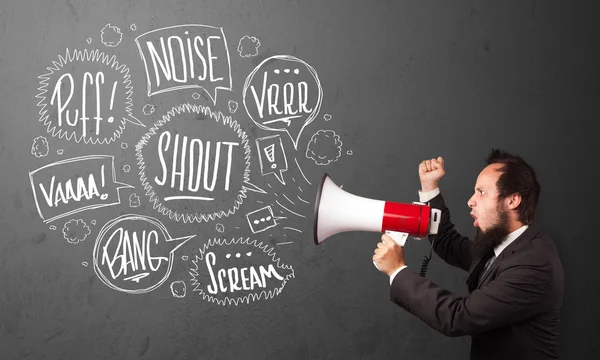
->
[486,149,541,224]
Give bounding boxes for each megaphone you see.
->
[313,173,441,249]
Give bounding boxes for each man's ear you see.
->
[506,193,521,210]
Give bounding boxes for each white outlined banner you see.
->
[29,155,133,223]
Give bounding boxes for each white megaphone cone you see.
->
[313,173,441,270]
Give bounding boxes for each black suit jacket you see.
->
[390,193,565,359]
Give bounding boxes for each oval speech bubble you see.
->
[36,48,145,145]
[242,55,323,150]
[93,214,195,294]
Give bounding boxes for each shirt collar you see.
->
[494,224,529,257]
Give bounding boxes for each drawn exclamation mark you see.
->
[100,164,108,200]
[264,144,277,169]
[107,81,117,123]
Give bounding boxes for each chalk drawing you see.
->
[31,136,49,158]
[143,104,155,116]
[306,129,343,165]
[93,214,195,294]
[228,100,238,114]
[243,55,323,150]
[293,157,312,185]
[29,155,133,223]
[135,103,266,223]
[62,218,91,244]
[190,237,294,306]
[246,205,278,234]
[297,195,309,204]
[101,24,123,47]
[275,200,306,218]
[135,24,232,105]
[170,280,186,298]
[256,134,288,185]
[36,48,145,144]
[129,193,141,208]
[237,35,261,57]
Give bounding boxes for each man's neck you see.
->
[494,224,529,257]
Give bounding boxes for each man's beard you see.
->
[472,204,511,259]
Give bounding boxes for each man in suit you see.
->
[373,149,564,359]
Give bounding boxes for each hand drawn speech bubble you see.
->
[29,155,133,223]
[135,103,266,223]
[36,49,145,145]
[256,134,288,185]
[93,214,195,294]
[135,24,232,105]
[242,55,323,150]
[190,237,295,306]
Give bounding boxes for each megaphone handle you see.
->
[385,231,409,247]
[374,231,409,271]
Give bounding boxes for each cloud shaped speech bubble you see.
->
[242,55,323,150]
[36,48,145,145]
[93,214,195,294]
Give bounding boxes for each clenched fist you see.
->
[373,233,405,276]
[419,156,445,192]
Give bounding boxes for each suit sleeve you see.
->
[427,192,473,272]
[389,260,552,337]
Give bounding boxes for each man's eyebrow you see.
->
[474,187,486,192]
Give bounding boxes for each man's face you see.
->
[468,163,504,232]
[468,164,512,256]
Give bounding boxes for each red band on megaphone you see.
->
[381,202,430,238]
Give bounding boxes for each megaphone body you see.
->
[314,173,441,248]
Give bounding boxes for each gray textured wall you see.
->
[0,0,597,359]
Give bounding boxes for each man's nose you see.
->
[467,196,475,208]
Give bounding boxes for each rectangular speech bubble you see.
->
[135,24,232,104]
[256,134,288,185]
[29,155,133,223]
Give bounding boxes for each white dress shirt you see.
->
[388,187,529,285]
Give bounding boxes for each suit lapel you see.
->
[476,223,541,288]
[466,252,492,293]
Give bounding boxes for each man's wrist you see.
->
[389,265,408,285]
[420,182,438,192]
[387,264,406,277]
